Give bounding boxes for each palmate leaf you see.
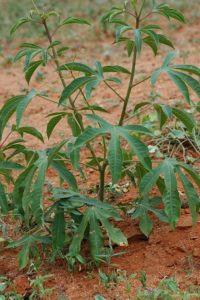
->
[54,189,113,210]
[131,197,168,236]
[154,3,185,23]
[8,235,51,269]
[73,114,151,184]
[68,205,127,265]
[0,96,22,139]
[140,158,200,228]
[151,52,200,104]
[0,90,37,139]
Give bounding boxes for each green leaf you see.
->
[173,65,200,77]
[88,208,104,261]
[17,126,44,142]
[177,169,200,225]
[140,167,162,195]
[16,89,37,128]
[121,132,151,170]
[161,160,181,228]
[25,61,43,84]
[167,71,191,104]
[172,107,196,132]
[103,65,130,74]
[108,128,123,184]
[116,25,133,41]
[0,161,24,170]
[10,18,31,35]
[59,77,94,105]
[59,17,90,27]
[67,113,82,137]
[171,71,200,98]
[59,62,94,75]
[155,4,185,23]
[73,127,106,149]
[0,96,22,139]
[139,213,153,237]
[96,209,128,246]
[47,115,63,138]
[0,183,8,214]
[51,160,78,191]
[18,243,31,270]
[30,152,48,225]
[52,208,66,254]
[81,105,108,113]
[134,29,142,54]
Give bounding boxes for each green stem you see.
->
[0,131,12,149]
[104,81,125,102]
[98,162,107,201]
[118,18,139,126]
[138,0,146,18]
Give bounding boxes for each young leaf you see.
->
[59,17,90,27]
[10,18,31,35]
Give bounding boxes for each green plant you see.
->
[29,274,53,299]
[0,0,200,271]
[0,276,22,300]
[135,277,200,300]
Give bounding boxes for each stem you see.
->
[104,81,125,102]
[118,17,140,126]
[98,163,107,201]
[138,0,146,18]
[0,131,12,149]
[131,75,151,88]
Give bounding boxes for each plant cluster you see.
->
[0,0,200,271]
